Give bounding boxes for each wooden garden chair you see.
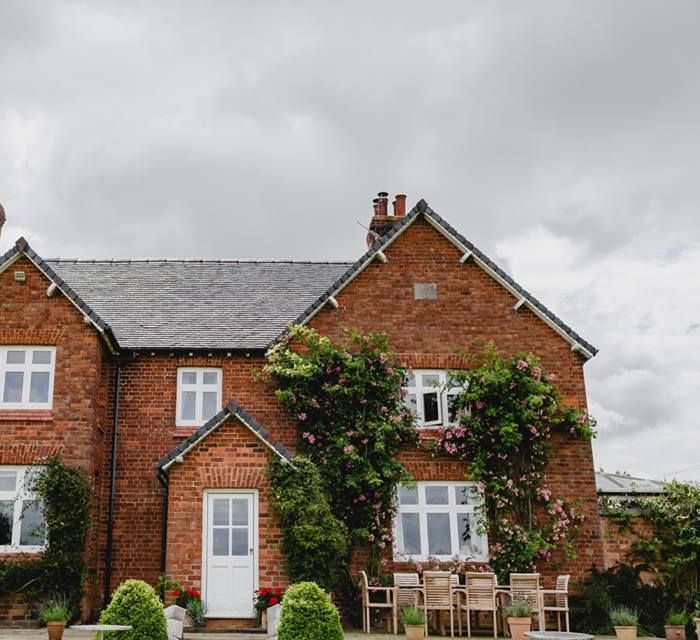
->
[454,572,498,638]
[359,570,397,634]
[422,571,455,638]
[541,575,570,631]
[509,573,544,631]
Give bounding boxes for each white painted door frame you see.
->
[201,489,259,618]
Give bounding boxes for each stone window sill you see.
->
[0,410,53,422]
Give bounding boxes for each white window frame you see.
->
[393,481,488,562]
[0,465,46,553]
[0,346,56,410]
[176,367,222,427]
[403,369,465,428]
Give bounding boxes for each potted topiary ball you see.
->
[401,605,426,639]
[609,605,639,640]
[99,579,168,640]
[506,601,534,640]
[39,599,71,640]
[277,582,343,640]
[664,611,688,640]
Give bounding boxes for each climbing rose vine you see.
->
[263,326,418,571]
[432,346,596,580]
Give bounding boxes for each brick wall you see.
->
[600,513,653,570]
[307,218,605,586]
[0,257,110,622]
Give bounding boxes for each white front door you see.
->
[204,492,256,618]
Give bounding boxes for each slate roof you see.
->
[157,399,293,474]
[1,199,597,356]
[596,471,665,495]
[44,258,351,350]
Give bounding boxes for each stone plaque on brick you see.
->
[414,282,437,299]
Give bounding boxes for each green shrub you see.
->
[401,605,426,625]
[666,611,688,626]
[277,582,343,640]
[506,601,534,618]
[99,579,167,640]
[610,606,639,627]
[39,598,70,623]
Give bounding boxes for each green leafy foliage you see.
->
[264,326,417,578]
[609,605,639,627]
[186,597,205,628]
[277,582,344,640]
[432,346,594,579]
[666,611,689,626]
[400,605,426,625]
[39,598,70,623]
[506,602,534,617]
[99,579,168,640]
[268,457,347,591]
[0,457,91,617]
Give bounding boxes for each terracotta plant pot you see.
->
[664,625,686,640]
[614,625,638,640]
[46,621,65,640]
[404,623,425,639]
[693,619,700,639]
[508,616,532,640]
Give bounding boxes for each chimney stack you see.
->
[366,191,405,247]
[0,203,5,242]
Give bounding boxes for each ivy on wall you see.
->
[263,326,417,580]
[431,346,596,580]
[0,456,91,618]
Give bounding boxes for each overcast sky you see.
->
[1,1,699,481]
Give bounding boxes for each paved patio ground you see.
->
[0,631,663,640]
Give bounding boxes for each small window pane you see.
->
[403,373,415,387]
[0,501,13,545]
[425,486,449,505]
[32,351,52,365]
[202,371,218,385]
[181,372,197,385]
[181,391,196,420]
[202,392,218,421]
[212,499,229,526]
[231,499,248,526]
[427,513,451,555]
[212,528,229,556]
[29,372,50,403]
[6,350,26,364]
[19,500,45,546]
[398,486,418,505]
[0,472,17,492]
[447,395,459,423]
[405,394,417,414]
[400,513,421,555]
[231,528,248,556]
[458,514,476,556]
[421,373,440,387]
[3,372,24,403]
[423,392,439,422]
[455,485,472,505]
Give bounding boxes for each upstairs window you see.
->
[0,347,56,410]
[0,466,46,552]
[402,370,466,427]
[394,481,488,562]
[176,368,222,427]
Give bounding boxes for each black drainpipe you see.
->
[157,468,169,601]
[103,365,121,608]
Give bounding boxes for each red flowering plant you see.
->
[429,345,595,581]
[172,587,201,608]
[254,587,284,614]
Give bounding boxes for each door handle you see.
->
[249,548,254,554]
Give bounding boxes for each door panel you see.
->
[204,493,255,617]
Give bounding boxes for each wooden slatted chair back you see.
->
[510,572,541,608]
[359,570,370,605]
[465,572,496,610]
[423,571,453,610]
[394,572,420,607]
[555,575,570,608]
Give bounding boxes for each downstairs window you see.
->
[0,466,46,552]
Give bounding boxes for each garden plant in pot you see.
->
[401,605,426,640]
[609,606,639,640]
[664,611,688,640]
[506,601,534,640]
[39,599,70,640]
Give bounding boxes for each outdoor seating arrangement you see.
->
[360,570,570,637]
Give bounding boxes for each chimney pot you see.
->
[376,192,389,216]
[393,194,407,217]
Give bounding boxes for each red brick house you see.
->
[0,195,604,624]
